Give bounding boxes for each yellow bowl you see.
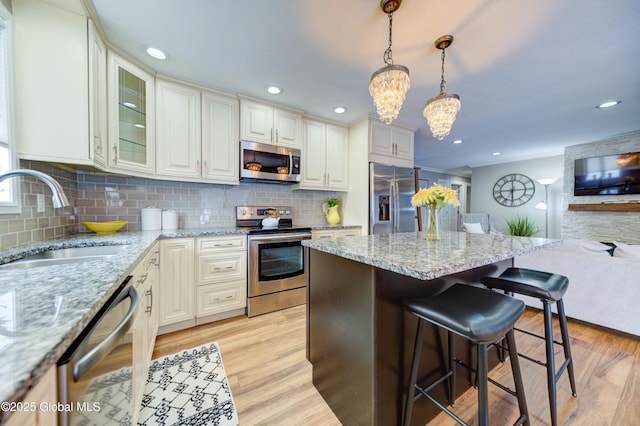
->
[83,220,128,234]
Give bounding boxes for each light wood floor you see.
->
[152,305,640,425]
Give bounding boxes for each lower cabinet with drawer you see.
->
[195,235,246,320]
[311,227,362,240]
[158,234,247,335]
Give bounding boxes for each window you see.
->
[0,3,18,213]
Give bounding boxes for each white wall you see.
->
[471,156,564,237]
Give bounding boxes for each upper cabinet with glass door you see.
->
[108,52,155,175]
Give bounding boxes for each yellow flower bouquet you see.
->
[411,183,460,239]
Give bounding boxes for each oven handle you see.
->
[71,285,139,381]
[249,232,311,242]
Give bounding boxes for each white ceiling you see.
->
[88,0,640,174]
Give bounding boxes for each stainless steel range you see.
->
[237,206,311,317]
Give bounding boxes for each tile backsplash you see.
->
[0,160,338,250]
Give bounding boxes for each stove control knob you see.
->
[240,209,248,216]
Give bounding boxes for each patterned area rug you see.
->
[139,342,239,426]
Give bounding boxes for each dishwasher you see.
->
[57,277,139,425]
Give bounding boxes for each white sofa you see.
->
[514,240,640,337]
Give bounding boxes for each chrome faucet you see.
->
[0,169,71,208]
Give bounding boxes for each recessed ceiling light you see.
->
[492,152,501,156]
[145,46,167,60]
[596,100,621,108]
[266,85,282,95]
[452,139,462,144]
[333,106,347,114]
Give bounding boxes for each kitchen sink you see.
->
[0,244,130,270]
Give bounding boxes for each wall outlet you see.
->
[37,194,45,212]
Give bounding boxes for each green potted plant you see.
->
[505,215,540,237]
[322,198,341,225]
[326,197,340,208]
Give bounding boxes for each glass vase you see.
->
[424,205,441,240]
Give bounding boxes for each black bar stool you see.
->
[403,284,529,426]
[481,267,577,426]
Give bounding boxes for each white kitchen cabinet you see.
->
[201,90,239,183]
[88,19,108,167]
[108,51,156,176]
[14,0,92,165]
[156,79,201,179]
[239,96,303,148]
[296,118,349,191]
[311,227,361,239]
[131,243,159,422]
[156,79,239,184]
[369,119,414,168]
[195,235,246,320]
[4,366,57,426]
[158,235,246,334]
[158,238,195,328]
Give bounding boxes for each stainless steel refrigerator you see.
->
[369,163,416,235]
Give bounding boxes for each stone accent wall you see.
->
[562,132,640,243]
[0,160,337,250]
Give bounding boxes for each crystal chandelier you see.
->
[369,0,410,125]
[423,35,461,140]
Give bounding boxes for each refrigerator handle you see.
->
[392,180,399,233]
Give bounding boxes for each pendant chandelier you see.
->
[423,35,461,140]
[369,0,410,125]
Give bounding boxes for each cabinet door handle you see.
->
[213,243,235,247]
[112,145,118,165]
[145,288,153,314]
[196,160,201,173]
[214,295,234,302]
[214,266,234,271]
[276,129,279,144]
[271,128,274,143]
[138,273,148,285]
[203,160,208,173]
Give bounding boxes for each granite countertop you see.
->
[0,227,245,411]
[302,231,561,281]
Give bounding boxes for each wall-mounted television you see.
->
[574,152,640,196]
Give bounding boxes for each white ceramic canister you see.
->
[162,209,179,230]
[141,206,162,231]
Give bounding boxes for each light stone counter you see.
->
[0,227,245,417]
[302,231,560,280]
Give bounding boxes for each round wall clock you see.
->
[492,173,536,207]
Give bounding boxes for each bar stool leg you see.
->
[542,301,558,426]
[404,320,425,426]
[557,299,577,396]
[506,329,530,426]
[448,331,456,406]
[477,343,489,426]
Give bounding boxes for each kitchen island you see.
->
[302,231,559,425]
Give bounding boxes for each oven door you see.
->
[248,232,310,297]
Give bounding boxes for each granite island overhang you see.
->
[302,231,560,425]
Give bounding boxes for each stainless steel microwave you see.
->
[240,140,301,183]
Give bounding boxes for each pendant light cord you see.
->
[439,47,447,94]
[383,12,394,65]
